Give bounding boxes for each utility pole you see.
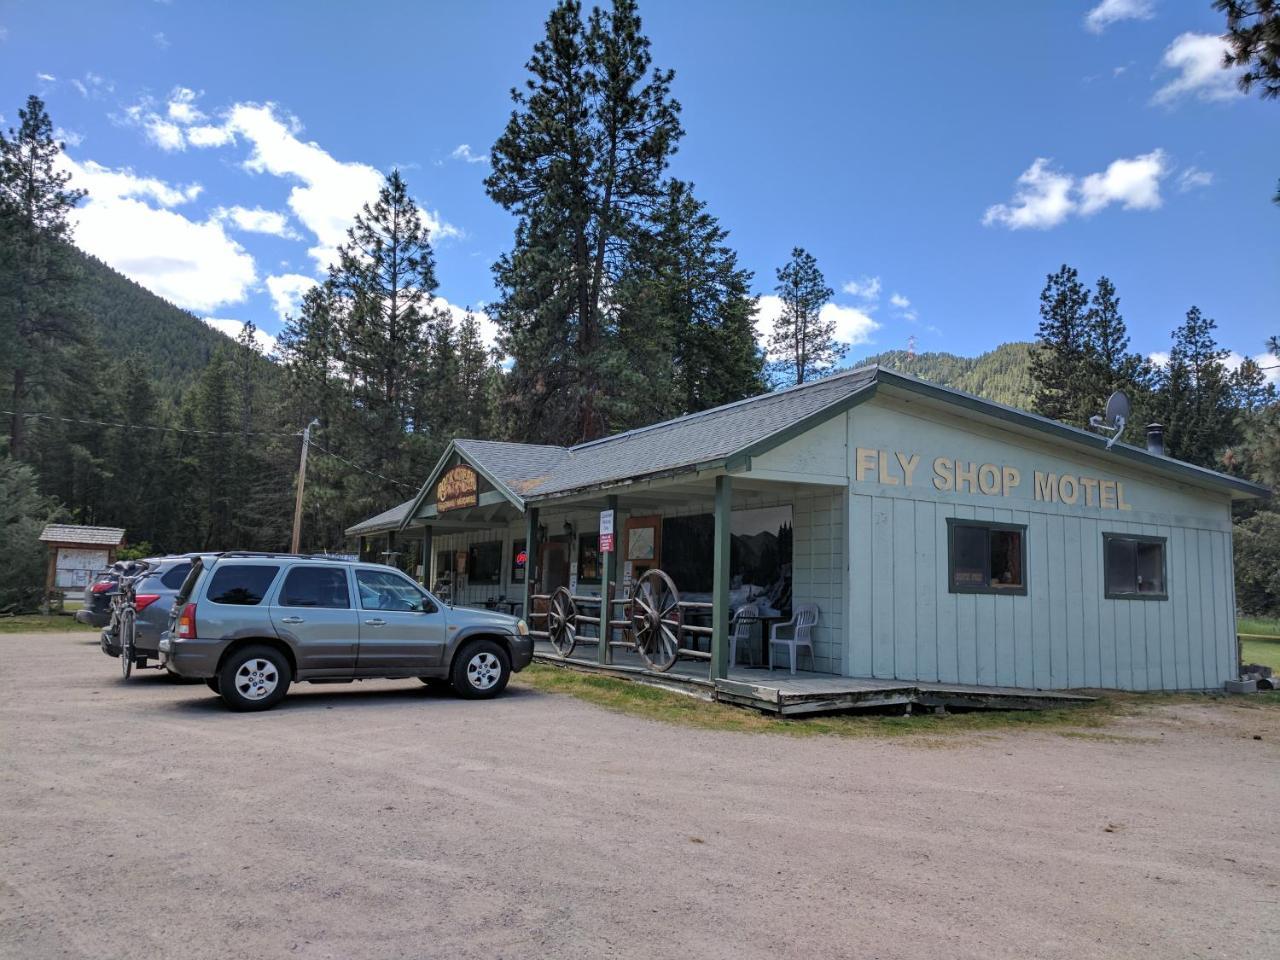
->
[291,418,319,553]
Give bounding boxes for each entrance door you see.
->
[624,515,662,582]
[539,538,571,593]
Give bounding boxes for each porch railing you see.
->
[528,571,716,673]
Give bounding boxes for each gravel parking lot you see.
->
[2,631,1278,960]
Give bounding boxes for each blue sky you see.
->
[1,0,1276,378]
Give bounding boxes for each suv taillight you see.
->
[177,603,197,639]
[134,594,162,612]
[91,581,113,594]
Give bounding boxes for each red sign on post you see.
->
[599,509,615,553]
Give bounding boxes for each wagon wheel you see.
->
[546,586,578,657]
[630,569,682,672]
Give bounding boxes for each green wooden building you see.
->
[348,365,1268,694]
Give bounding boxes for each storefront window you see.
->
[468,540,502,585]
[1104,534,1167,599]
[947,520,1026,595]
[577,533,601,584]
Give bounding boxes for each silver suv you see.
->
[159,554,533,712]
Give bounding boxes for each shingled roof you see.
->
[39,524,126,546]
[514,366,877,498]
[345,499,416,536]
[365,363,1267,536]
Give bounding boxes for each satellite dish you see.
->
[1088,391,1130,449]
[1104,391,1130,429]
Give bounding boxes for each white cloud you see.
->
[1178,166,1213,192]
[167,87,205,124]
[70,72,112,99]
[753,294,879,362]
[63,157,201,206]
[214,205,298,238]
[841,276,881,301]
[185,123,233,147]
[145,117,185,151]
[984,151,1169,229]
[203,318,278,356]
[1084,0,1154,34]
[1153,32,1243,105]
[266,273,318,321]
[54,127,83,147]
[59,155,256,313]
[36,72,56,82]
[1078,149,1167,214]
[982,157,1076,229]
[186,102,458,270]
[889,293,911,309]
[821,302,879,347]
[153,31,170,50]
[451,144,489,165]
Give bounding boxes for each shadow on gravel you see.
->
[164,679,543,714]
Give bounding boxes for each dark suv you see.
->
[159,554,533,711]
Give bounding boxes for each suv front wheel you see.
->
[450,639,511,699]
[218,645,292,712]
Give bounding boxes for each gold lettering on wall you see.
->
[851,449,1138,510]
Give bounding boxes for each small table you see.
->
[485,599,522,617]
[733,612,785,668]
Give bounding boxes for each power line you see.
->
[307,439,420,490]
[3,409,302,439]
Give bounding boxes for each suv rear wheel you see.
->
[218,645,291,712]
[450,639,511,699]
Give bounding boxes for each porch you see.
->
[532,640,1093,715]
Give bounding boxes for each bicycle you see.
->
[104,561,150,679]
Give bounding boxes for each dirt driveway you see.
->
[2,631,1278,960]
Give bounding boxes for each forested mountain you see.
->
[71,247,274,400]
[853,342,1036,409]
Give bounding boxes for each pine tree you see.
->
[334,169,438,439]
[486,0,683,444]
[455,310,495,438]
[617,179,762,419]
[1081,275,1154,428]
[1216,1,1280,100]
[1157,307,1238,467]
[1029,265,1094,426]
[767,247,840,386]
[0,95,87,457]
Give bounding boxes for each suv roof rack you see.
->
[214,551,350,562]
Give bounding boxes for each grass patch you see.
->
[0,614,95,634]
[1241,638,1280,672]
[514,663,1116,739]
[1239,616,1280,639]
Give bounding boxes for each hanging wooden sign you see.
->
[436,465,479,512]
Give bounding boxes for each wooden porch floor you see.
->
[532,641,1093,716]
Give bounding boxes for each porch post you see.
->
[711,474,732,680]
[522,506,539,623]
[421,526,433,587]
[598,494,618,665]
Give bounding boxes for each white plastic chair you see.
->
[769,604,818,675]
[729,604,759,668]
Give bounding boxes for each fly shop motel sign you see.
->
[853,447,1136,511]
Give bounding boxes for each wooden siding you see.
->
[844,398,1238,691]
